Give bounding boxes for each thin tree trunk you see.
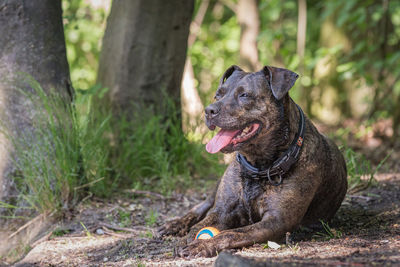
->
[182,0,209,135]
[297,0,311,115]
[297,0,307,62]
[369,0,389,119]
[97,0,194,116]
[237,0,261,72]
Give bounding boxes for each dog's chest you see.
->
[241,178,268,223]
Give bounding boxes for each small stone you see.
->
[96,228,105,235]
[103,257,108,262]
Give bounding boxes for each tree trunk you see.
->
[0,0,71,202]
[237,0,260,72]
[98,0,194,115]
[182,0,209,136]
[297,0,311,115]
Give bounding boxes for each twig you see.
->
[347,194,373,201]
[188,0,210,46]
[99,222,152,233]
[31,231,53,247]
[123,189,166,199]
[102,227,131,238]
[219,0,237,13]
[80,192,93,203]
[74,177,104,191]
[8,210,56,239]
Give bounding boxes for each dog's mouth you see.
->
[206,123,261,154]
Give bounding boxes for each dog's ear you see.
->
[219,65,243,87]
[263,66,299,100]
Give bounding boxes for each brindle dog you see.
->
[158,65,348,257]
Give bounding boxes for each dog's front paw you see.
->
[178,239,218,258]
[158,218,189,237]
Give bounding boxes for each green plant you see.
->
[80,221,92,238]
[0,78,111,215]
[313,220,342,240]
[51,228,70,237]
[344,147,390,193]
[1,76,224,219]
[288,242,300,252]
[118,209,132,227]
[1,78,81,213]
[110,96,224,193]
[145,209,158,227]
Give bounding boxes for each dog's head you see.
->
[205,65,298,154]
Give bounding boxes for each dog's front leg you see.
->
[180,215,289,257]
[158,179,221,237]
[180,189,315,258]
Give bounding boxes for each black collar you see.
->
[236,104,305,186]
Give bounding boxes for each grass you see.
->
[1,76,83,214]
[117,209,132,227]
[145,209,158,227]
[110,96,224,193]
[0,76,224,217]
[343,147,390,193]
[313,220,342,240]
[80,222,92,238]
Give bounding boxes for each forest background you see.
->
[0,0,399,262]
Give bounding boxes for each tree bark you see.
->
[98,0,194,115]
[0,0,71,202]
[297,0,310,115]
[237,0,260,72]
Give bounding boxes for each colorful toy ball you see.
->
[195,227,220,240]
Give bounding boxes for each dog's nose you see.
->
[205,104,220,118]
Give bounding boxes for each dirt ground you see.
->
[7,169,399,266]
[3,120,400,267]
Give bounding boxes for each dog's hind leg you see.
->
[158,178,221,237]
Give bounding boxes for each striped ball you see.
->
[195,227,220,240]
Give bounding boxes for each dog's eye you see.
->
[239,93,250,98]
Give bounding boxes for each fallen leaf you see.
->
[268,241,281,250]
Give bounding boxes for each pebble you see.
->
[96,229,105,235]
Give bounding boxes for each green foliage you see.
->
[323,0,400,119]
[51,228,70,237]
[80,221,92,238]
[0,76,82,213]
[1,78,223,215]
[190,2,239,105]
[62,0,110,90]
[343,147,389,193]
[109,96,224,193]
[145,209,158,227]
[313,220,342,240]
[117,209,132,227]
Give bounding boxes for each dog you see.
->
[158,65,348,257]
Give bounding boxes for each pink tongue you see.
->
[206,129,240,154]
